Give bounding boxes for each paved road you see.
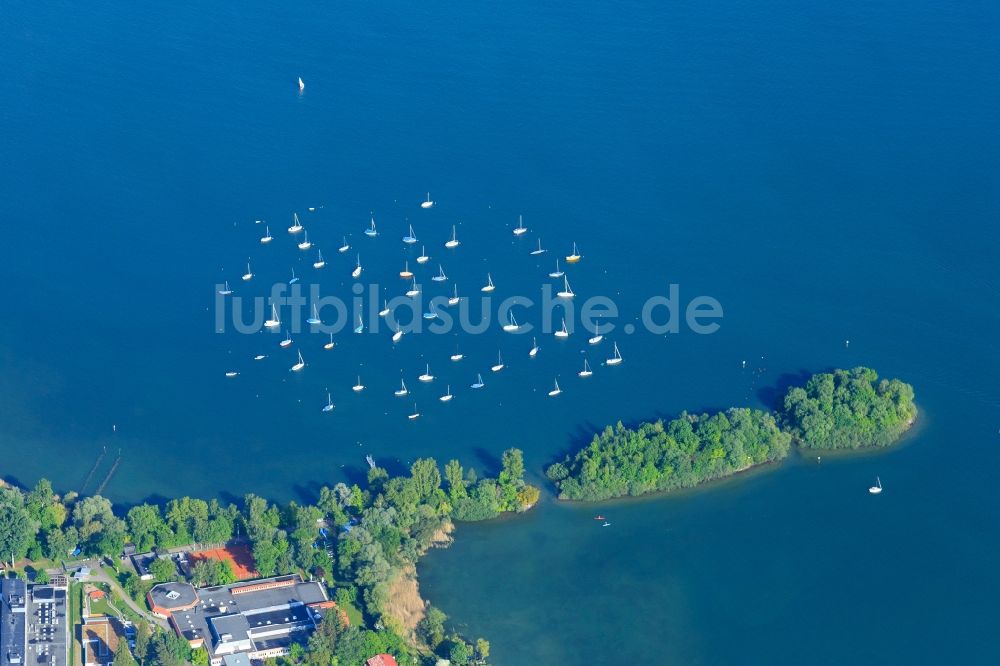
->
[88,562,170,631]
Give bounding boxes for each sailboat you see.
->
[566,241,582,263]
[298,77,305,92]
[491,350,505,372]
[503,312,520,332]
[225,371,239,378]
[556,275,575,299]
[279,332,293,348]
[439,385,453,402]
[260,226,273,244]
[471,373,485,389]
[548,378,562,397]
[423,309,438,321]
[298,230,312,250]
[392,325,404,343]
[253,354,267,361]
[481,273,495,292]
[421,192,435,209]
[289,268,300,285]
[379,300,390,317]
[448,285,460,306]
[548,258,564,278]
[313,249,325,269]
[578,359,593,378]
[265,304,281,328]
[408,403,421,419]
[364,217,378,237]
[324,333,336,349]
[588,323,604,345]
[353,376,365,392]
[451,345,464,361]
[406,279,420,297]
[400,261,414,279]
[394,379,409,397]
[419,363,434,382]
[529,337,540,357]
[242,261,254,281]
[218,281,233,296]
[291,350,305,372]
[555,318,570,338]
[339,236,350,253]
[530,238,547,255]
[417,245,430,264]
[513,215,528,236]
[307,304,321,325]
[352,255,362,279]
[432,265,448,282]
[869,477,883,494]
[402,223,418,244]
[606,342,623,365]
[445,225,460,248]
[354,313,364,334]
[288,213,304,234]
[322,392,335,412]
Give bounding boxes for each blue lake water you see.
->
[2,0,999,662]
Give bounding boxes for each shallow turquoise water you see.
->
[2,0,999,662]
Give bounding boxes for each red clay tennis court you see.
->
[189,544,258,580]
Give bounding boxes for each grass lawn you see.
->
[68,583,81,666]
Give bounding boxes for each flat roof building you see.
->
[25,583,69,666]
[149,575,334,666]
[1,578,27,666]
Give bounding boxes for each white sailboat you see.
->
[392,325,404,343]
[265,304,281,328]
[471,373,485,389]
[588,323,604,345]
[869,477,883,494]
[513,215,528,236]
[406,279,420,297]
[432,265,448,282]
[298,77,305,92]
[364,217,378,237]
[417,245,430,264]
[379,300,390,317]
[548,258,564,278]
[218,281,233,296]
[400,261,414,279]
[298,230,312,250]
[408,403,421,419]
[307,304,321,325]
[421,192,435,209]
[448,285,460,306]
[418,363,434,382]
[291,350,305,372]
[288,213,304,234]
[529,337,540,357]
[503,312,520,332]
[242,261,254,281]
[403,223,418,244]
[322,392,335,412]
[556,275,575,299]
[555,318,569,338]
[445,225,460,248]
[354,313,364,333]
[313,249,325,269]
[491,350,505,372]
[352,255,362,279]
[394,379,409,397]
[289,267,299,285]
[253,354,267,361]
[439,385,453,402]
[481,273,495,292]
[451,345,464,361]
[279,332,293,348]
[530,238,547,255]
[225,371,239,378]
[606,342,623,366]
[566,241,582,263]
[578,359,593,378]
[548,378,562,397]
[324,333,336,350]
[260,226,273,244]
[353,376,365,392]
[339,236,350,253]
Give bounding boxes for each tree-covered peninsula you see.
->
[782,367,917,450]
[547,367,915,501]
[546,408,792,501]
